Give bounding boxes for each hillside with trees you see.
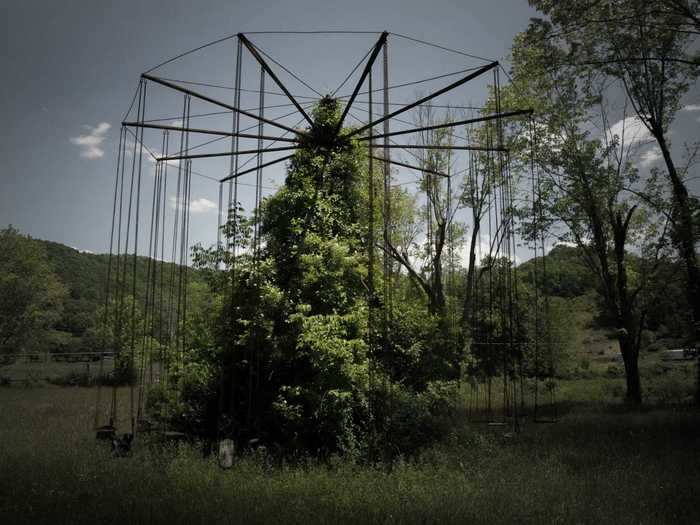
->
[0,226,205,357]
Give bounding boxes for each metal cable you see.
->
[94,125,125,430]
[332,45,375,97]
[389,32,494,63]
[144,34,238,74]
[153,76,318,99]
[129,80,148,436]
[336,65,485,99]
[247,39,323,97]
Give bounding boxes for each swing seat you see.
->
[96,425,116,440]
[157,430,187,443]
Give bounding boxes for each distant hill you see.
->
[13,236,689,357]
[35,239,598,346]
[33,238,204,351]
[518,244,596,298]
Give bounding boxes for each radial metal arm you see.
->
[141,73,308,137]
[345,61,499,139]
[122,121,300,143]
[238,33,314,127]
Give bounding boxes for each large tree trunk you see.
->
[655,131,700,402]
[430,221,447,316]
[612,207,643,405]
[617,306,642,405]
[430,258,446,316]
[619,334,642,405]
[461,217,481,328]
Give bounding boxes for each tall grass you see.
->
[1,386,699,524]
[0,387,700,524]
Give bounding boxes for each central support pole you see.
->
[381,37,392,463]
[256,65,266,437]
[367,65,376,462]
[335,31,388,135]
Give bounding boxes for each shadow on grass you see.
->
[1,386,699,525]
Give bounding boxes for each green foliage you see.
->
[502,13,689,403]
[255,103,370,454]
[172,99,468,457]
[525,0,700,403]
[0,225,207,362]
[519,244,596,298]
[172,101,374,455]
[0,226,66,353]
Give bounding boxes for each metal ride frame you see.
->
[94,30,555,444]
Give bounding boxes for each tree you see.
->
[459,118,507,333]
[0,227,66,354]
[382,105,464,317]
[182,99,371,455]
[528,0,700,398]
[174,98,465,458]
[507,26,670,403]
[519,244,596,298]
[657,0,700,32]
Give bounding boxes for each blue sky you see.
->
[2,0,698,263]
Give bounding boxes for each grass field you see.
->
[1,377,699,524]
[0,357,116,385]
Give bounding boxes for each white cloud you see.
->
[69,246,94,254]
[607,116,652,146]
[189,198,217,213]
[169,196,216,214]
[457,234,501,267]
[70,122,111,159]
[639,147,662,167]
[150,154,182,171]
[682,105,700,123]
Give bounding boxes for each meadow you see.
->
[2,359,699,525]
